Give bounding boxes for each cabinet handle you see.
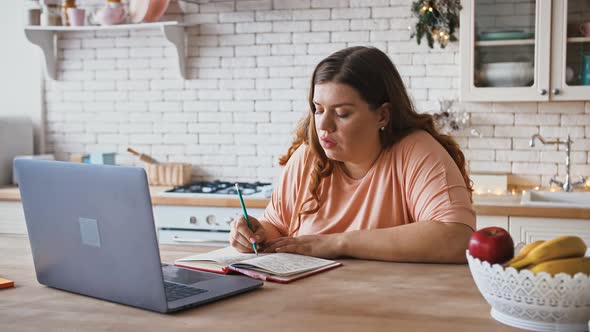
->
[538,89,547,95]
[552,88,560,95]
[172,236,228,244]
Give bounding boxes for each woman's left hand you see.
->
[262,234,343,259]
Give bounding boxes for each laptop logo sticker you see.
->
[79,217,101,247]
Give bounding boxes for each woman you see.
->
[230,46,475,263]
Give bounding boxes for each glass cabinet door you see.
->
[460,0,551,101]
[551,0,590,100]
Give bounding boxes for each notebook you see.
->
[175,247,342,283]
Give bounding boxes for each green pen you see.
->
[235,183,258,256]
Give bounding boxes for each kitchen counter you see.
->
[0,185,270,209]
[1,185,589,219]
[0,234,520,331]
[472,194,590,219]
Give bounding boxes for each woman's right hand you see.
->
[229,215,267,253]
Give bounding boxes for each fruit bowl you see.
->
[466,250,590,331]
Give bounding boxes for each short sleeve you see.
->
[401,132,476,231]
[262,144,310,236]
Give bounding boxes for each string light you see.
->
[410,0,461,48]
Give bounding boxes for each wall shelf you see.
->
[566,36,590,44]
[24,21,188,80]
[475,39,535,47]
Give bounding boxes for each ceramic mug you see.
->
[579,22,590,37]
[67,8,85,26]
[581,55,590,86]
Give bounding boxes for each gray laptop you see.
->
[14,159,262,313]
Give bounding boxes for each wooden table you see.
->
[0,234,519,331]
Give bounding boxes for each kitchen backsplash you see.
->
[35,0,589,186]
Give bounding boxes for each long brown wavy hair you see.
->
[279,46,473,236]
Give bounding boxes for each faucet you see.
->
[529,134,587,192]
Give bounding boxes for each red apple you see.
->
[468,227,514,264]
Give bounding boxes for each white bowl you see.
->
[479,62,534,87]
[466,251,590,331]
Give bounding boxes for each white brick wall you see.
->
[41,0,590,186]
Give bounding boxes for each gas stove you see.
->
[162,181,273,198]
[155,180,273,246]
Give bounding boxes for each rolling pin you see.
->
[127,148,158,164]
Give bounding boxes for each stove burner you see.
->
[167,181,271,195]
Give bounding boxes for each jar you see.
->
[61,0,76,26]
[40,4,62,26]
[26,8,42,26]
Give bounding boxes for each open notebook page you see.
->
[176,246,271,266]
[232,253,337,276]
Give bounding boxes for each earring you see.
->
[380,127,385,131]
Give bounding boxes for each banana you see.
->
[509,236,587,269]
[529,257,590,276]
[503,240,545,267]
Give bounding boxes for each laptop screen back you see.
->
[15,159,168,312]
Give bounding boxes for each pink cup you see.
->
[579,22,590,37]
[67,8,86,26]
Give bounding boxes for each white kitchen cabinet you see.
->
[508,216,590,244]
[550,0,590,100]
[0,201,27,235]
[476,215,509,230]
[460,0,590,101]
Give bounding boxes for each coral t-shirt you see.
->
[262,130,476,236]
